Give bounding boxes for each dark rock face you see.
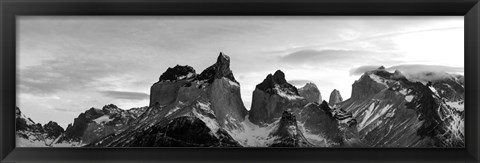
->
[350,72,388,100]
[58,105,147,144]
[249,70,307,124]
[15,107,28,132]
[256,70,299,96]
[159,65,196,81]
[270,111,312,147]
[15,107,45,133]
[91,52,246,147]
[150,65,196,106]
[60,108,103,142]
[102,116,241,147]
[328,89,343,106]
[196,52,238,84]
[43,121,65,139]
[298,82,322,103]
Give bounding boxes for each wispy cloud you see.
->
[349,64,464,76]
[279,49,395,67]
[288,80,313,87]
[99,91,149,100]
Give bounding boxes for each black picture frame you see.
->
[1,0,479,162]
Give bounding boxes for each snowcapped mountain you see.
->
[338,67,464,147]
[248,70,307,125]
[55,104,147,146]
[16,107,65,147]
[329,89,343,107]
[247,70,358,147]
[88,52,246,147]
[298,82,322,103]
[17,54,464,148]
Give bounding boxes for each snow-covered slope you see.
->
[55,104,147,146]
[16,107,67,147]
[88,52,246,147]
[338,67,464,147]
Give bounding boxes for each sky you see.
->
[17,16,464,128]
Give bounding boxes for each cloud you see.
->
[279,49,392,67]
[387,64,464,74]
[349,65,383,76]
[404,71,462,83]
[349,64,464,82]
[99,91,150,100]
[287,80,313,87]
[17,45,148,95]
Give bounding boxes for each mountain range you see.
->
[16,52,465,147]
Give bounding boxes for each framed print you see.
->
[1,0,479,162]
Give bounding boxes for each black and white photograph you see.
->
[16,16,464,148]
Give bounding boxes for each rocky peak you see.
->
[319,101,334,117]
[270,111,312,147]
[298,82,322,103]
[280,111,296,126]
[350,69,393,100]
[196,52,237,83]
[15,107,21,118]
[43,121,65,138]
[328,89,343,106]
[273,70,287,84]
[102,104,122,114]
[159,65,196,82]
[215,52,231,78]
[256,70,299,96]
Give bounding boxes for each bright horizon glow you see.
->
[17,16,464,128]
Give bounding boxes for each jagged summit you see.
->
[273,70,288,84]
[270,111,312,147]
[275,111,298,136]
[328,89,343,106]
[159,65,196,82]
[298,82,322,103]
[196,52,238,84]
[351,68,409,100]
[256,70,299,96]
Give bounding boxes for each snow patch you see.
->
[369,74,388,87]
[192,108,220,136]
[446,101,464,112]
[196,102,215,115]
[297,122,329,147]
[165,106,181,117]
[429,86,439,96]
[93,115,114,124]
[227,79,240,87]
[358,103,393,131]
[274,85,303,100]
[225,115,278,147]
[405,95,414,102]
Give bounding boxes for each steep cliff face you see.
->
[339,68,464,147]
[204,53,248,129]
[90,52,246,147]
[249,70,307,125]
[298,82,322,103]
[150,65,196,106]
[328,89,343,106]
